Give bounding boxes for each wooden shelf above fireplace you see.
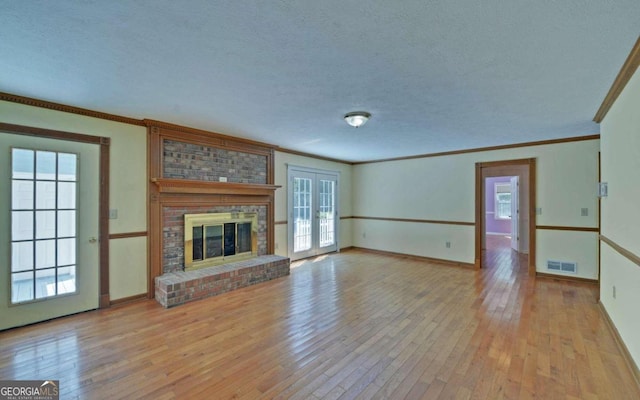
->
[151,178,280,196]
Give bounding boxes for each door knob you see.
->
[89,237,98,243]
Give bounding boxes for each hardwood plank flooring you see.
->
[1,245,638,399]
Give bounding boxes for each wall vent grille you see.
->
[547,260,577,274]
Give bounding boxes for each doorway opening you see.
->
[485,176,518,252]
[475,159,536,276]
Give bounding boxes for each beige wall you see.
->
[0,100,148,301]
[273,151,353,257]
[599,65,640,367]
[352,139,600,279]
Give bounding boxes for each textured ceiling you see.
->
[1,1,638,162]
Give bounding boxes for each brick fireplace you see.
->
[146,120,288,306]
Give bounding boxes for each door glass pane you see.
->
[12,180,33,209]
[57,266,76,294]
[36,151,56,180]
[12,271,34,303]
[35,268,56,299]
[36,211,56,239]
[12,211,33,241]
[293,177,312,252]
[58,238,76,266]
[11,148,78,303]
[58,182,76,208]
[58,210,76,237]
[36,181,56,209]
[318,179,336,248]
[58,153,77,181]
[35,240,56,269]
[12,149,34,179]
[12,242,33,272]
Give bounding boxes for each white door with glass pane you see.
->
[287,167,339,261]
[1,133,100,330]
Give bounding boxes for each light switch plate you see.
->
[598,182,608,197]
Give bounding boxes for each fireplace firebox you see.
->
[184,212,258,271]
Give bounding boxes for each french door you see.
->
[287,166,339,261]
[0,132,100,330]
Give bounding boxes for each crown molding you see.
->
[0,91,145,126]
[354,134,600,165]
[276,146,354,165]
[594,36,640,123]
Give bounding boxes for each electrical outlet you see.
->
[535,208,542,215]
[362,232,366,239]
[446,241,451,248]
[109,209,118,219]
[219,176,228,182]
[613,285,616,299]
[581,208,589,217]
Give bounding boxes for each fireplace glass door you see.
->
[184,212,257,271]
[287,167,339,261]
[193,222,253,262]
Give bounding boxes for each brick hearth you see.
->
[154,255,290,308]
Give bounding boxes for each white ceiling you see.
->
[1,1,638,162]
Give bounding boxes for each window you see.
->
[11,148,78,303]
[495,183,512,219]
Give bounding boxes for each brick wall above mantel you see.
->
[163,139,267,184]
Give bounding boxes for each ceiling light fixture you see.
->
[344,111,371,128]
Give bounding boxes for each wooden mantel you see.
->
[151,178,280,196]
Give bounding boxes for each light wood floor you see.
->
[1,247,638,399]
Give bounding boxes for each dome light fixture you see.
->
[344,111,371,128]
